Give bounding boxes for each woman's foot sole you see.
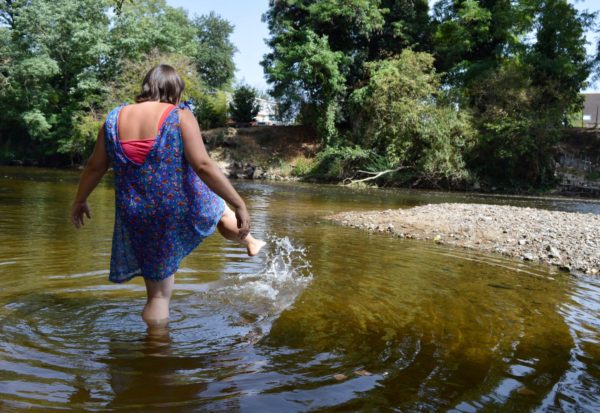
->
[247,240,266,256]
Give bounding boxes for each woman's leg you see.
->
[218,206,266,256]
[142,275,174,326]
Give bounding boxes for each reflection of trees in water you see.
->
[265,230,575,411]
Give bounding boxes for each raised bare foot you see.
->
[247,239,266,256]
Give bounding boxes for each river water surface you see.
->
[1,167,599,412]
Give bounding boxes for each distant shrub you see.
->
[291,156,315,176]
[309,145,373,180]
[196,91,228,129]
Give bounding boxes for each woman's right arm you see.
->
[179,108,250,239]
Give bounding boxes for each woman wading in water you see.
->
[71,64,265,325]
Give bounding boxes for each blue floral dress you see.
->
[103,101,225,283]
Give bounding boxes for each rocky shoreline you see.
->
[327,203,600,276]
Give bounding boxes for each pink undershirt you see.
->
[120,105,175,164]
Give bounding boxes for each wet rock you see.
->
[334,374,348,381]
[252,167,265,180]
[355,369,372,376]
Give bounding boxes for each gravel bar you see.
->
[327,203,600,275]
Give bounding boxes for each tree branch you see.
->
[343,166,409,185]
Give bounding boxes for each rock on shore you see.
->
[327,203,600,275]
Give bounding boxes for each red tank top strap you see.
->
[157,104,176,130]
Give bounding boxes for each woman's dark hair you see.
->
[135,64,184,105]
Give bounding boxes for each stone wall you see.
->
[556,128,600,196]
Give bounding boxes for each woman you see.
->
[71,64,265,325]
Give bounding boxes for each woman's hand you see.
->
[235,205,251,240]
[71,201,91,229]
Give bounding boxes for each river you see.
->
[1,167,599,412]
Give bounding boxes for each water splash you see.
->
[213,236,313,316]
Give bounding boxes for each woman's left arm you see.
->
[71,124,110,229]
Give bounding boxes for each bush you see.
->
[290,156,315,177]
[309,145,373,181]
[196,91,228,129]
[349,49,475,186]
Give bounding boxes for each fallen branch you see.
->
[343,166,410,185]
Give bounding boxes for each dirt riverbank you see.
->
[327,203,600,275]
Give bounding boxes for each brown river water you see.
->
[0,167,599,412]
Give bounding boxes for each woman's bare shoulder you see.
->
[178,106,197,123]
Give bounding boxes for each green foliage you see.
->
[192,12,237,90]
[107,0,196,64]
[468,61,559,185]
[309,145,373,181]
[229,84,260,123]
[455,0,596,186]
[196,91,228,129]
[290,157,315,177]
[262,0,596,189]
[58,110,103,162]
[350,50,475,185]
[262,0,429,142]
[263,27,346,140]
[0,0,236,164]
[0,0,110,163]
[527,0,594,123]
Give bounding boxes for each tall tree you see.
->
[262,0,434,140]
[446,0,597,185]
[432,0,532,96]
[527,0,595,118]
[107,0,196,67]
[192,12,236,90]
[0,0,110,163]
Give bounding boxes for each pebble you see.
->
[327,203,600,276]
[523,253,535,261]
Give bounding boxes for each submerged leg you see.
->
[218,205,266,256]
[142,274,174,326]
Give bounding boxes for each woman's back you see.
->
[118,102,176,164]
[118,101,175,141]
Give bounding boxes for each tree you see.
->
[261,0,430,141]
[229,84,260,124]
[350,49,475,186]
[0,0,110,164]
[432,0,595,186]
[107,0,196,68]
[527,0,594,121]
[0,0,238,164]
[192,12,237,90]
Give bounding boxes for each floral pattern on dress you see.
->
[103,101,225,283]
